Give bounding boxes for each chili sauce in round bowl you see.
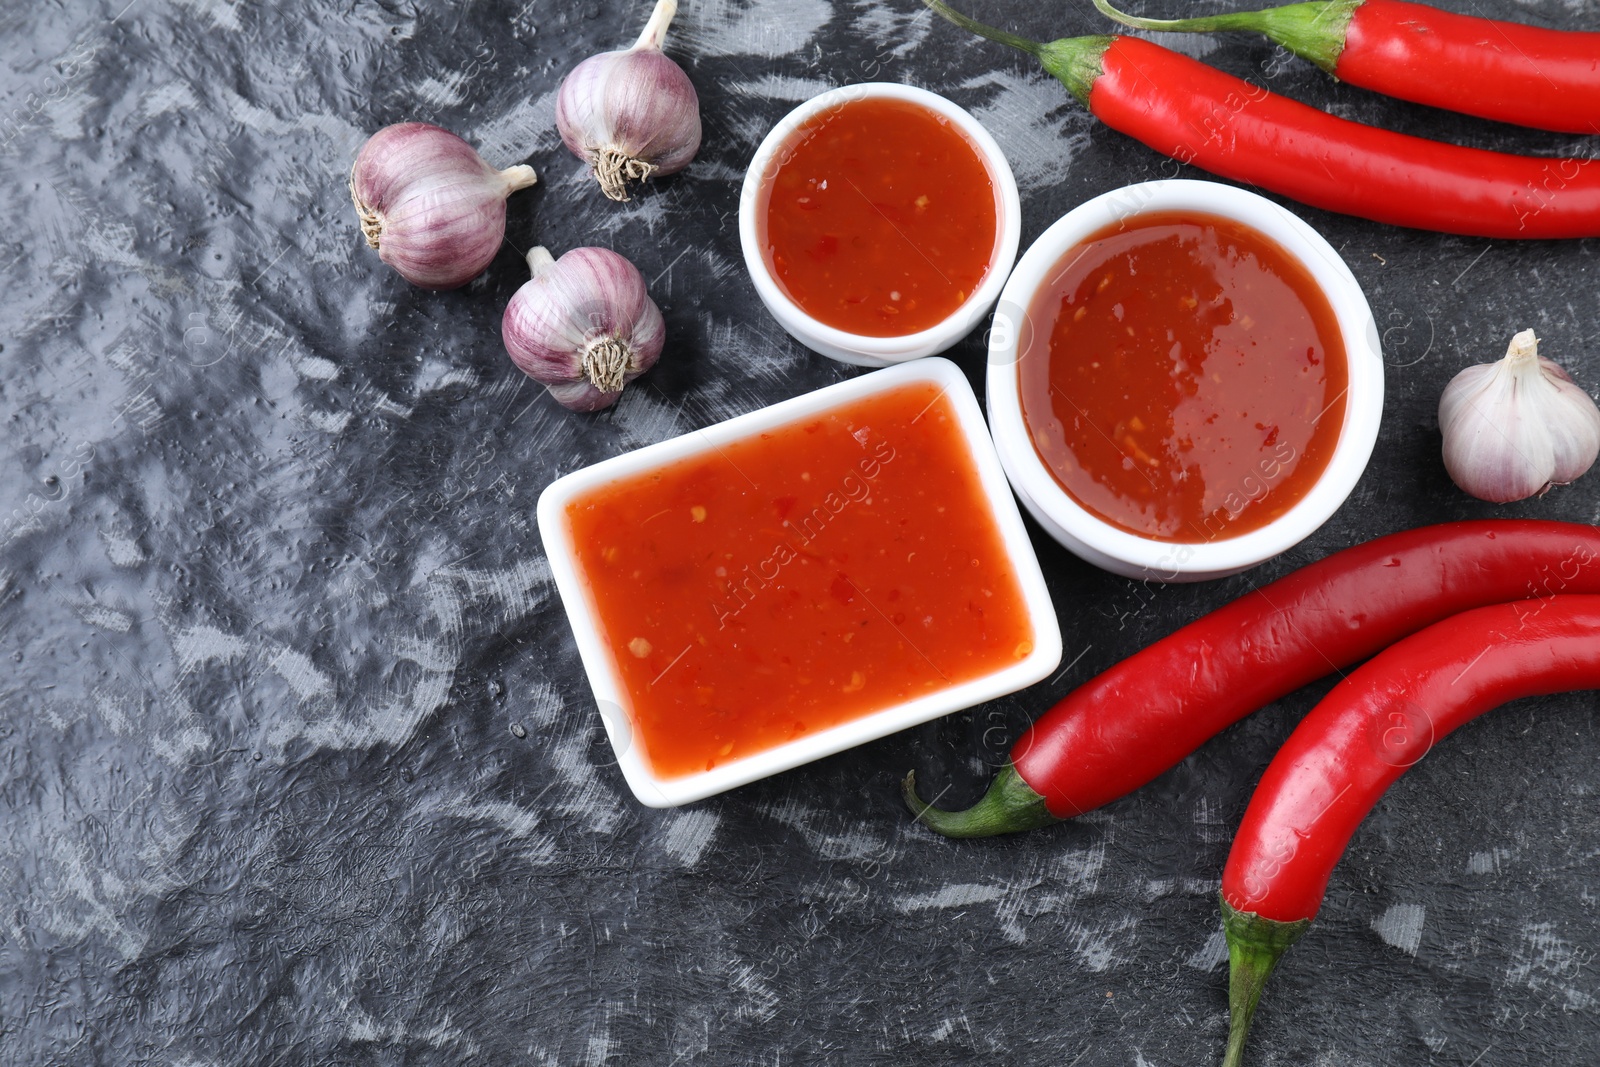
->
[739,84,1021,367]
[987,180,1384,582]
[1021,211,1348,542]
[537,358,1061,807]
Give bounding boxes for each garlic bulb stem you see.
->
[554,0,701,202]
[635,0,677,51]
[526,246,557,275]
[499,165,540,194]
[1504,328,1537,367]
[502,245,665,412]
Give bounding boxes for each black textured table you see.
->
[4,1,1598,1064]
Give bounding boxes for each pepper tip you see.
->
[1220,895,1313,1067]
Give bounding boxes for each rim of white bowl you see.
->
[739,82,1022,363]
[986,179,1385,579]
[536,357,1062,807]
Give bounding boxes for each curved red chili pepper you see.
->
[1094,0,1600,135]
[905,520,1600,836]
[922,1,1600,238]
[1217,595,1600,1067]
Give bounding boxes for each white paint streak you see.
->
[142,82,198,117]
[172,624,250,668]
[1507,921,1594,1007]
[613,386,688,450]
[82,219,147,271]
[341,1007,481,1055]
[414,363,479,395]
[374,395,413,419]
[761,797,890,862]
[43,87,94,140]
[269,647,334,700]
[1064,915,1139,972]
[448,798,542,839]
[960,69,1095,193]
[218,87,365,154]
[850,1,932,59]
[172,0,243,30]
[295,355,340,380]
[304,408,352,434]
[414,72,468,110]
[81,604,133,633]
[391,634,460,673]
[662,809,720,866]
[519,678,565,729]
[1467,847,1515,875]
[469,90,559,170]
[1187,929,1228,971]
[727,963,780,1022]
[549,729,626,835]
[676,0,832,58]
[1134,30,1220,60]
[1372,903,1426,955]
[729,73,836,102]
[896,883,1005,912]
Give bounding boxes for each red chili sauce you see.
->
[1019,211,1348,542]
[564,382,1033,780]
[761,97,998,337]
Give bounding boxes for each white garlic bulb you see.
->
[555,0,702,202]
[1439,329,1600,503]
[350,122,537,289]
[502,246,665,412]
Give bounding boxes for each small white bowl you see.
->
[739,83,1022,367]
[987,180,1384,582]
[537,357,1061,807]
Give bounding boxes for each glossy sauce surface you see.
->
[1019,212,1348,542]
[565,382,1034,780]
[762,97,997,337]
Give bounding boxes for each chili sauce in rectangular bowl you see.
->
[537,358,1061,807]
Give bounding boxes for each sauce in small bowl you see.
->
[988,180,1384,582]
[1020,210,1349,543]
[741,84,1021,366]
[539,358,1061,806]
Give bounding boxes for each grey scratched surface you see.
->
[2,0,1599,1063]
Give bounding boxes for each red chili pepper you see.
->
[905,520,1600,836]
[1218,595,1600,1067]
[1094,0,1600,135]
[922,1,1600,238]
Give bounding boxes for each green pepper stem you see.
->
[902,764,1062,837]
[922,0,1043,56]
[1090,0,1363,74]
[1220,896,1312,1067]
[922,0,1113,105]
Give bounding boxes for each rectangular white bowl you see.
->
[536,356,1062,807]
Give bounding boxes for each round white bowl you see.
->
[986,179,1384,583]
[739,83,1021,367]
